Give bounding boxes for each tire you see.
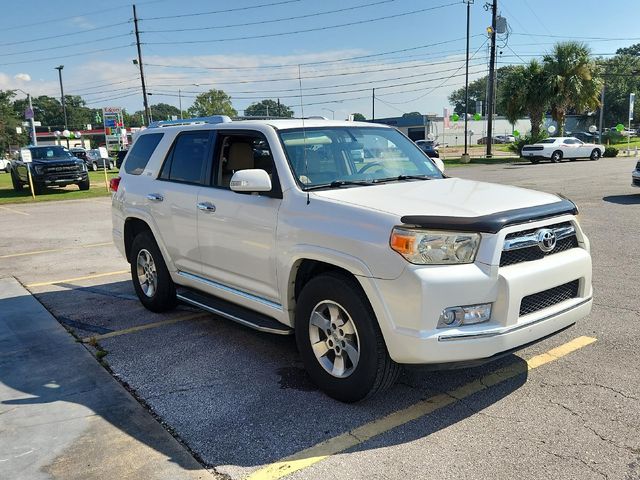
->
[551,150,563,163]
[295,272,400,402]
[78,177,90,191]
[130,231,177,312]
[108,161,114,170]
[530,158,540,164]
[33,183,44,195]
[590,149,601,161]
[11,170,23,191]
[92,162,98,171]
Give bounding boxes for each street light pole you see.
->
[17,89,37,146]
[54,65,67,129]
[179,89,183,119]
[462,0,473,161]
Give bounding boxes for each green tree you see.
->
[616,43,640,56]
[0,90,28,154]
[543,42,602,135]
[244,99,293,117]
[352,113,366,121]
[498,60,548,137]
[150,103,181,121]
[598,54,640,126]
[187,89,237,117]
[448,66,514,115]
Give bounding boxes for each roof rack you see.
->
[147,115,232,128]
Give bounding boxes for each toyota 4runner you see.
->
[111,116,593,402]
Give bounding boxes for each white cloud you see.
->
[14,73,31,82]
[69,16,94,30]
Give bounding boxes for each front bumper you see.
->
[33,172,88,185]
[371,247,592,365]
[632,170,640,187]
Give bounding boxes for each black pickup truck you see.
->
[11,146,90,194]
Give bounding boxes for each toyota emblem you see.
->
[537,229,556,252]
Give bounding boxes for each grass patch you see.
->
[0,170,119,205]
[443,156,524,167]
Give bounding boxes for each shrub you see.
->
[508,132,548,154]
[603,146,618,157]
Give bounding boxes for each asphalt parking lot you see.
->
[1,157,639,480]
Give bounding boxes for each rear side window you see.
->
[160,131,211,184]
[124,133,164,175]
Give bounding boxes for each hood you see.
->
[312,177,562,219]
[32,157,81,166]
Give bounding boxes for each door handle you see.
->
[197,202,216,213]
[146,193,164,202]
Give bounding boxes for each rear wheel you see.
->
[108,161,114,170]
[92,162,98,171]
[551,150,563,163]
[295,272,400,402]
[590,149,601,161]
[130,231,177,312]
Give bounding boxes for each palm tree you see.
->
[499,60,547,138]
[543,42,602,135]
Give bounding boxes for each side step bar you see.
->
[176,288,293,336]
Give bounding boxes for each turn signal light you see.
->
[109,177,121,192]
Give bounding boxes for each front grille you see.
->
[500,222,578,267]
[519,280,579,317]
[522,146,544,151]
[634,177,640,187]
[43,164,81,174]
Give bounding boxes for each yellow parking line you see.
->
[0,205,29,216]
[247,336,597,480]
[26,269,129,288]
[82,312,210,342]
[0,242,112,259]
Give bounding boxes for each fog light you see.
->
[438,303,492,329]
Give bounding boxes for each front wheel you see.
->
[590,149,601,161]
[130,231,177,312]
[108,161,114,170]
[11,170,23,191]
[92,162,98,171]
[78,177,90,191]
[295,272,400,402]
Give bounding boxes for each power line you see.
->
[142,0,302,21]
[0,33,132,58]
[0,44,132,67]
[0,21,131,47]
[142,0,397,33]
[144,2,460,45]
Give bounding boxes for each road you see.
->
[0,156,638,479]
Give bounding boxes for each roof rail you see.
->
[148,115,232,128]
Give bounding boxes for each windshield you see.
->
[279,127,443,188]
[29,146,74,160]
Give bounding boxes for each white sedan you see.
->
[521,137,605,163]
[0,158,10,173]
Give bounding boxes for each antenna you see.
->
[298,64,310,205]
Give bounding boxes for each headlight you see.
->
[390,228,480,264]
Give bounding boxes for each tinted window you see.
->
[28,146,74,160]
[124,133,164,175]
[165,131,210,184]
[539,139,557,144]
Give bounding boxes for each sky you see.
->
[2,0,640,121]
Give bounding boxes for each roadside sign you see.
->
[98,146,109,158]
[20,148,32,163]
[102,107,122,114]
[24,107,34,120]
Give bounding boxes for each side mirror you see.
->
[433,157,445,173]
[230,169,272,193]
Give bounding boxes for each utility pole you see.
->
[178,89,183,119]
[133,4,151,126]
[485,0,497,157]
[372,88,375,121]
[27,94,37,147]
[54,65,67,129]
[462,0,473,161]
[598,85,605,144]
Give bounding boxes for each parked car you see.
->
[11,145,89,194]
[521,137,605,163]
[0,158,10,173]
[633,160,640,188]
[414,139,439,158]
[495,134,516,143]
[86,149,114,171]
[570,132,597,143]
[477,136,505,145]
[111,117,592,402]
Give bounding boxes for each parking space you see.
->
[2,158,639,479]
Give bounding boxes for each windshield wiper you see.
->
[304,179,375,191]
[375,174,434,183]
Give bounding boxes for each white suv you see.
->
[112,116,593,402]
